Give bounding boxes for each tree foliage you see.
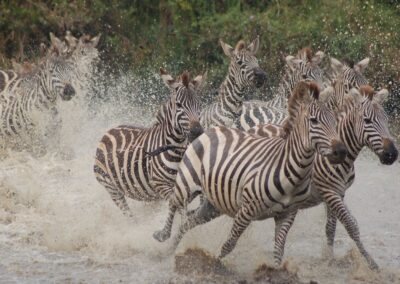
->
[0,0,399,115]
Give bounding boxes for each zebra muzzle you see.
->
[327,140,347,164]
[188,121,204,143]
[62,83,76,101]
[379,138,398,165]
[254,67,267,88]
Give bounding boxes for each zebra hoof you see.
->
[153,230,170,242]
[368,260,379,271]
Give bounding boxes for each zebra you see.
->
[49,32,100,93]
[93,68,206,217]
[0,69,19,96]
[326,57,369,110]
[249,85,398,270]
[0,48,76,152]
[153,82,348,260]
[200,36,267,129]
[239,48,327,130]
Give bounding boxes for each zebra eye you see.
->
[310,117,318,125]
[237,60,243,65]
[364,118,372,124]
[302,74,307,79]
[176,102,183,108]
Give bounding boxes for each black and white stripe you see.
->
[240,48,327,130]
[200,37,267,128]
[153,82,347,258]
[93,69,205,217]
[250,85,398,270]
[0,52,76,151]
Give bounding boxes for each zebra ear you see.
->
[91,34,101,47]
[191,71,207,91]
[286,55,302,71]
[40,43,48,56]
[50,33,64,51]
[311,51,325,65]
[331,58,345,74]
[354,58,370,73]
[373,89,389,105]
[318,86,334,103]
[247,36,260,55]
[220,39,234,57]
[160,67,179,89]
[12,59,22,71]
[65,31,78,49]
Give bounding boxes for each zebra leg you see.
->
[273,210,297,266]
[219,207,252,259]
[325,206,337,259]
[173,199,221,247]
[153,200,178,242]
[104,184,133,217]
[153,189,201,242]
[324,193,379,270]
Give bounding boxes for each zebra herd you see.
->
[94,36,398,271]
[0,31,99,154]
[1,33,398,273]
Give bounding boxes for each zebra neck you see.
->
[160,107,187,146]
[219,71,244,115]
[273,70,301,107]
[38,68,58,105]
[283,125,315,179]
[339,113,363,164]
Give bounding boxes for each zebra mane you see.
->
[297,47,313,62]
[283,82,319,134]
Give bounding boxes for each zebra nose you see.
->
[379,138,398,165]
[328,140,347,164]
[253,68,267,88]
[62,83,76,100]
[188,121,204,143]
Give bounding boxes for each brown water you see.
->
[0,90,399,283]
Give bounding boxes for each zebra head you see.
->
[331,57,369,88]
[345,86,398,165]
[44,49,77,101]
[70,34,101,66]
[160,68,206,142]
[50,32,100,91]
[285,48,327,90]
[285,81,347,164]
[220,36,267,88]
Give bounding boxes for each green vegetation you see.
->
[0,0,399,116]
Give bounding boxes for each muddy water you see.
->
[0,89,399,283]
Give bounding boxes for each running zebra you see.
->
[200,36,267,128]
[153,82,347,258]
[93,69,206,216]
[0,47,76,152]
[239,48,327,130]
[49,32,100,93]
[250,85,398,270]
[326,57,369,110]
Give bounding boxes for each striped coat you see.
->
[200,37,266,129]
[153,82,347,259]
[239,48,327,130]
[250,85,398,270]
[0,53,76,152]
[94,69,205,216]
